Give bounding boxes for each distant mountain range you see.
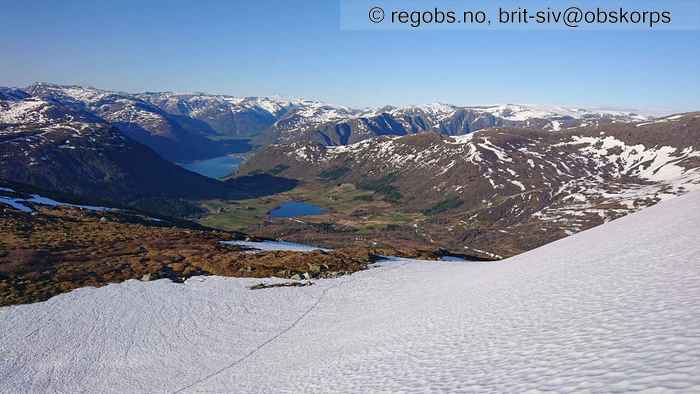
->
[139,91,651,146]
[4,84,652,160]
[267,102,651,146]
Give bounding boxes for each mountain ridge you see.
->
[8,83,655,150]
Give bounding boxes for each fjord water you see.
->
[269,201,326,218]
[178,155,243,179]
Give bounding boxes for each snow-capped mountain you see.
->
[23,84,237,162]
[133,87,653,146]
[0,95,102,127]
[137,92,291,138]
[240,112,700,257]
[137,91,370,140]
[0,93,245,204]
[9,84,653,155]
[2,189,699,392]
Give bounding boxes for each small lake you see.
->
[269,201,326,218]
[222,240,330,252]
[178,155,243,179]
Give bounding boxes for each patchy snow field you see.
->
[2,193,700,393]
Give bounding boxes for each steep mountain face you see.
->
[0,88,30,101]
[0,94,251,205]
[23,84,236,162]
[240,113,700,257]
[137,93,291,138]
[138,92,367,144]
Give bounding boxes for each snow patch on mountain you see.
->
[559,135,700,183]
[446,133,475,144]
[479,137,512,162]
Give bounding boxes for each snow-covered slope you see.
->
[2,191,700,392]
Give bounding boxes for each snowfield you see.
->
[2,193,700,393]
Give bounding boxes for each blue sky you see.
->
[1,0,698,113]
